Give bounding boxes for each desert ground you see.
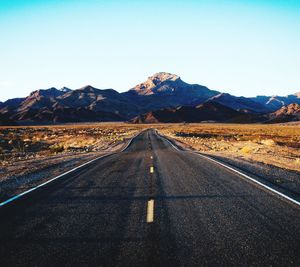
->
[0,123,147,201]
[0,122,299,201]
[160,123,300,173]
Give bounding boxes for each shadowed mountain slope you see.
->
[131,101,263,123]
[251,93,300,112]
[0,86,132,124]
[0,72,299,125]
[208,93,270,113]
[122,72,220,113]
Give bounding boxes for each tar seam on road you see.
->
[159,131,300,208]
[147,199,154,223]
[0,132,142,208]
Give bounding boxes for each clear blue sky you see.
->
[0,0,300,101]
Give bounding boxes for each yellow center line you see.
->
[147,199,154,223]
[150,166,154,173]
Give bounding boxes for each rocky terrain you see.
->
[1,122,299,204]
[0,123,147,201]
[1,72,300,125]
[268,103,300,123]
[123,72,219,112]
[159,123,300,173]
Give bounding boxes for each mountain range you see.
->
[0,72,299,125]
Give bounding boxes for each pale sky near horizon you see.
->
[0,0,299,101]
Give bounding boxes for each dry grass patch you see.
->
[0,123,148,166]
[159,123,300,172]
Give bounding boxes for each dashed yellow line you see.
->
[147,199,154,223]
[150,166,154,173]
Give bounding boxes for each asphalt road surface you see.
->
[0,129,300,266]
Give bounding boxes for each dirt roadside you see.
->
[160,131,300,200]
[0,136,134,203]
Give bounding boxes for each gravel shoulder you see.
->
[0,138,129,202]
[162,133,300,201]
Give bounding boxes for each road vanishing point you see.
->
[0,129,299,266]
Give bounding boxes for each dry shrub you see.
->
[241,146,252,154]
[49,144,65,153]
[261,139,276,146]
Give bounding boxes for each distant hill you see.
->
[57,85,138,118]
[207,93,269,113]
[267,103,300,123]
[123,72,220,113]
[131,101,300,124]
[0,72,299,125]
[0,86,133,124]
[130,101,263,123]
[251,93,300,111]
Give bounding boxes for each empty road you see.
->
[0,129,300,266]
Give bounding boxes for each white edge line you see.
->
[156,131,180,152]
[196,153,300,207]
[0,131,141,208]
[159,132,300,207]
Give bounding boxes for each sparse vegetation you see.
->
[0,122,299,200]
[1,123,299,173]
[0,123,147,164]
[49,144,65,154]
[0,123,151,201]
[159,123,300,172]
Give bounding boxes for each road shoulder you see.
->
[158,131,300,203]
